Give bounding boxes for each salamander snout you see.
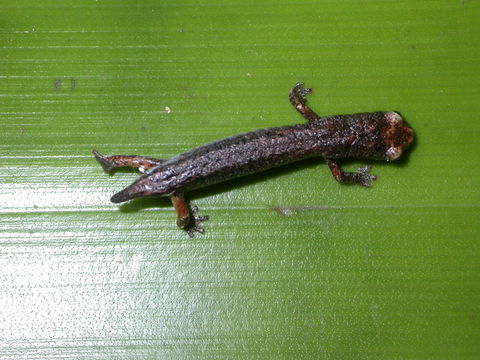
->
[382,112,414,161]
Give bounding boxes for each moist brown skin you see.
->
[93,82,414,236]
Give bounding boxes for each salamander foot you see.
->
[353,166,377,187]
[185,206,209,237]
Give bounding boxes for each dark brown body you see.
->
[94,83,414,236]
[111,112,409,203]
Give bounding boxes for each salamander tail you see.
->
[110,189,135,203]
[110,183,145,203]
[110,175,166,203]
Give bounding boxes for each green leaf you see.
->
[1,0,479,358]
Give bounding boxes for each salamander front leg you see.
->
[289,82,321,123]
[327,159,377,187]
[169,192,209,237]
[93,150,164,173]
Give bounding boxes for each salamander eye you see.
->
[385,146,402,160]
[385,111,403,125]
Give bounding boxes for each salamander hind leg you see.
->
[92,150,164,174]
[289,82,320,123]
[188,206,209,237]
[327,159,377,187]
[169,193,209,237]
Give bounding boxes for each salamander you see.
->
[93,82,414,236]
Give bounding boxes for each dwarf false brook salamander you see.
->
[93,82,414,236]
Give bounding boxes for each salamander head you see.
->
[381,112,414,161]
